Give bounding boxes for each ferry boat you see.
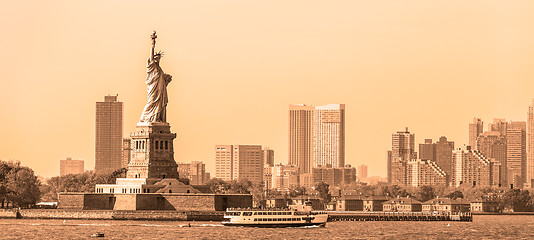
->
[222,202,328,228]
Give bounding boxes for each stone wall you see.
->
[0,209,17,218]
[58,193,86,209]
[16,209,211,221]
[19,209,115,219]
[58,192,252,211]
[163,194,215,211]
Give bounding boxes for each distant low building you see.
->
[177,161,211,185]
[382,197,422,212]
[470,199,499,213]
[337,195,365,211]
[265,196,324,210]
[60,158,84,176]
[363,196,390,212]
[422,198,470,213]
[265,164,299,191]
[337,195,391,211]
[311,165,356,187]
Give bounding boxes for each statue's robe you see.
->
[139,57,172,123]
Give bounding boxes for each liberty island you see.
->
[56,32,251,212]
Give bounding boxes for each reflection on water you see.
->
[1,215,534,239]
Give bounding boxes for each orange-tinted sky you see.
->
[2,1,534,178]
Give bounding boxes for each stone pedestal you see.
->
[126,122,179,179]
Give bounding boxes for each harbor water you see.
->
[1,215,533,239]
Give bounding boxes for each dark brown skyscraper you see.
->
[419,139,435,161]
[95,95,123,173]
[435,136,454,181]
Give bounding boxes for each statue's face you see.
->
[154,55,161,62]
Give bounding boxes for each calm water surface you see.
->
[1,215,533,239]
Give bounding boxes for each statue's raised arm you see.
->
[139,31,172,123]
[150,31,157,62]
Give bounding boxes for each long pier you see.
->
[325,211,472,222]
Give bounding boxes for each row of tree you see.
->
[2,160,534,212]
[40,168,126,202]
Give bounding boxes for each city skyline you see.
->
[2,1,534,178]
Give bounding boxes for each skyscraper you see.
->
[262,147,275,167]
[477,131,507,186]
[313,104,345,168]
[407,159,447,187]
[388,128,416,185]
[528,100,534,187]
[452,147,495,187]
[215,145,263,185]
[60,157,84,176]
[289,104,315,174]
[95,95,123,173]
[419,139,435,161]
[289,104,345,174]
[507,121,526,187]
[357,165,368,179]
[469,118,483,149]
[434,136,454,182]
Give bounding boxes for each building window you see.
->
[160,141,164,149]
[155,140,159,149]
[165,141,168,150]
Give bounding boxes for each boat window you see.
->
[243,212,252,216]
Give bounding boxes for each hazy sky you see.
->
[2,1,534,178]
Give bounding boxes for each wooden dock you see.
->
[325,211,472,222]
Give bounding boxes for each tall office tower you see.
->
[469,118,484,149]
[434,136,454,184]
[122,138,132,168]
[528,100,534,187]
[95,95,123,173]
[215,145,233,181]
[452,147,494,187]
[407,159,447,187]
[289,104,315,174]
[262,147,275,167]
[388,128,416,185]
[489,119,508,136]
[419,139,435,161]
[215,145,263,185]
[60,157,84,176]
[357,165,368,179]
[289,104,345,174]
[507,121,526,187]
[477,131,507,186]
[313,104,345,168]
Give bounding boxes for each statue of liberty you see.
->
[139,31,173,123]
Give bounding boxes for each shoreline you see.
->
[0,209,224,221]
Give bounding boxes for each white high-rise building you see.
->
[289,104,345,174]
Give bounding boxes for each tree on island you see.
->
[0,160,41,208]
[315,182,331,205]
[445,190,464,200]
[416,185,436,202]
